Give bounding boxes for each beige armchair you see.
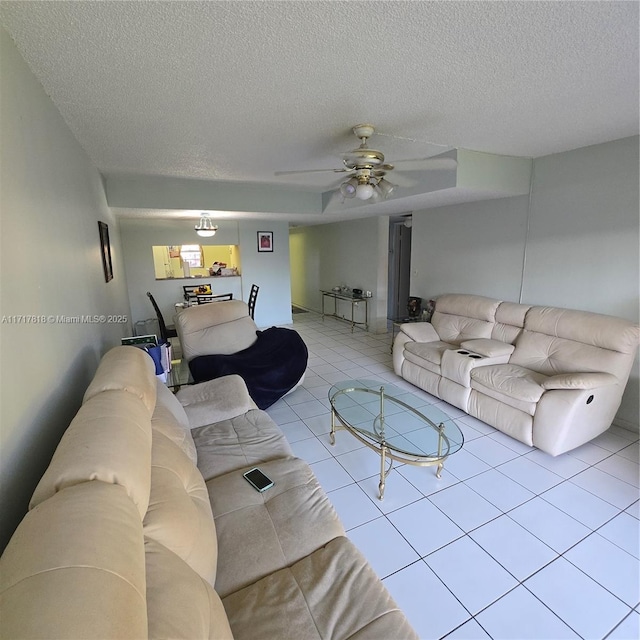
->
[175,300,307,409]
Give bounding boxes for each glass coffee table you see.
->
[329,380,464,499]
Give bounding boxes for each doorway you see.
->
[387,216,412,320]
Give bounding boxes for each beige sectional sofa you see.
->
[393,294,639,456]
[1,346,417,639]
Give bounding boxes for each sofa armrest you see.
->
[176,375,258,429]
[460,339,515,358]
[534,383,622,455]
[541,372,618,390]
[399,322,440,343]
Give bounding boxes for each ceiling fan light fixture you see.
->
[340,177,358,198]
[195,213,218,237]
[377,177,395,199]
[355,182,375,200]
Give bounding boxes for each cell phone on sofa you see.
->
[243,468,274,492]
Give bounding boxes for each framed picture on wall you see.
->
[98,221,113,282]
[257,231,273,252]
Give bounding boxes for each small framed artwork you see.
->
[257,231,273,252]
[98,221,113,282]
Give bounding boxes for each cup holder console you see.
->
[457,349,482,359]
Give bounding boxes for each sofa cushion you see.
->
[145,538,233,640]
[434,293,501,321]
[222,536,418,640]
[460,339,515,358]
[207,457,344,598]
[1,482,147,640]
[432,314,494,346]
[524,306,640,354]
[151,404,198,465]
[510,330,630,380]
[30,389,153,517]
[471,364,547,415]
[176,374,258,428]
[155,378,190,430]
[430,295,502,346]
[541,372,618,390]
[491,301,530,344]
[405,340,456,366]
[83,345,157,413]
[143,431,218,586]
[175,300,258,361]
[152,382,197,465]
[399,321,440,343]
[511,306,640,382]
[192,409,294,481]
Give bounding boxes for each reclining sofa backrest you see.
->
[433,294,533,348]
[2,347,157,639]
[175,299,258,361]
[511,306,640,382]
[432,294,639,384]
[492,301,531,344]
[1,346,231,640]
[431,294,499,346]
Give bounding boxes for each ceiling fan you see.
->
[275,124,457,202]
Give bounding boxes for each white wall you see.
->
[410,195,530,301]
[120,218,292,330]
[237,220,293,328]
[289,216,389,332]
[522,137,639,318]
[0,28,132,551]
[524,137,639,429]
[409,136,639,430]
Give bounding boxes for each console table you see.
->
[320,290,370,332]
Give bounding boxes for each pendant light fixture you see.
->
[195,213,218,237]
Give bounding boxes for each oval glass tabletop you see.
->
[328,379,464,461]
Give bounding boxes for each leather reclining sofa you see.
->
[1,346,417,639]
[393,294,639,456]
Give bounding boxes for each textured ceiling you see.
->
[1,1,638,224]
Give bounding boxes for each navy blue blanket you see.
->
[188,327,308,409]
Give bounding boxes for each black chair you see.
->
[196,293,233,304]
[146,292,178,343]
[248,284,259,319]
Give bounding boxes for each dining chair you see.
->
[248,284,259,319]
[146,292,178,343]
[196,293,233,305]
[183,284,211,302]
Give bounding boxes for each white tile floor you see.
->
[268,311,640,640]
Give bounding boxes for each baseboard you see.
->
[612,416,639,434]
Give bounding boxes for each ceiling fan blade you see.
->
[386,173,415,188]
[275,168,349,176]
[391,157,458,171]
